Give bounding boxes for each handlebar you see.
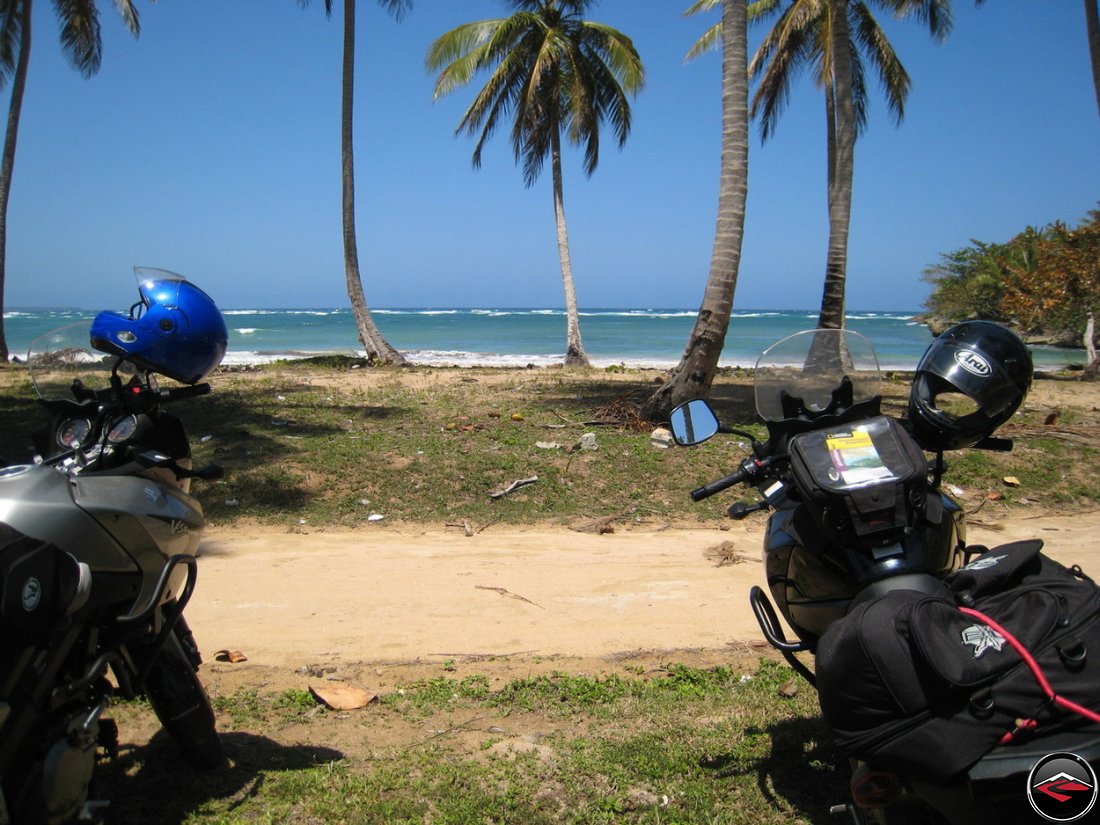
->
[691,466,750,502]
[158,382,211,402]
[689,454,787,503]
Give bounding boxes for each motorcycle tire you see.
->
[140,625,224,769]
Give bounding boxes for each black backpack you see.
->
[815,540,1100,780]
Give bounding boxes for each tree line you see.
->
[0,1,1097,417]
[922,206,1100,377]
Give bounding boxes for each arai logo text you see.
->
[954,349,992,377]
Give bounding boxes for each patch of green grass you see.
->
[110,658,843,825]
[212,687,327,725]
[2,363,1094,527]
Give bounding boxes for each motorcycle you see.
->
[669,327,1100,824]
[0,269,227,824]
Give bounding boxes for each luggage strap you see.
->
[960,606,1100,743]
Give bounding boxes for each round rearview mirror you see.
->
[669,399,720,446]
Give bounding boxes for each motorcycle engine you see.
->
[39,709,103,825]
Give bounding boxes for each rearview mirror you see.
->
[669,399,720,446]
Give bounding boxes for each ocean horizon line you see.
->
[2,306,1083,373]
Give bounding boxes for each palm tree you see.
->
[688,0,951,331]
[426,0,644,367]
[0,0,141,363]
[642,0,749,420]
[301,0,409,365]
[761,0,950,329]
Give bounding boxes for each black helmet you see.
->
[908,321,1033,451]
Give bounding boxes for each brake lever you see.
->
[727,501,770,520]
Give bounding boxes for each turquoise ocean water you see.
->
[2,307,1084,371]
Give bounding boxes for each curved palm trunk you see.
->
[1085,311,1098,379]
[549,128,588,367]
[0,0,32,363]
[643,0,748,420]
[341,0,404,365]
[818,0,855,331]
[1087,0,1100,119]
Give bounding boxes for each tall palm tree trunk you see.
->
[643,0,748,419]
[0,0,32,363]
[341,0,404,365]
[1087,0,1100,119]
[818,0,855,331]
[549,127,588,367]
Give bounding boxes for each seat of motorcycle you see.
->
[967,724,1100,782]
[848,573,949,613]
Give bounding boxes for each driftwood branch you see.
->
[490,476,538,499]
[475,585,545,609]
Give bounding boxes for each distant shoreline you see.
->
[3,307,1086,372]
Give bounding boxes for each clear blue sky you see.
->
[5,0,1098,312]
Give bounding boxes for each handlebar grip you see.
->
[690,469,747,502]
[160,383,211,402]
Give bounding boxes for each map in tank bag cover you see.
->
[1027,752,1098,822]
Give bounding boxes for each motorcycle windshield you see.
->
[26,322,141,401]
[753,329,881,423]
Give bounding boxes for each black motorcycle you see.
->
[670,326,1100,824]
[0,290,225,823]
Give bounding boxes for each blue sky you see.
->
[4,0,1098,312]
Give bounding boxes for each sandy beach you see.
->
[184,509,1100,697]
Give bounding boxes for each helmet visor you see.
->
[134,267,187,316]
[925,344,1021,418]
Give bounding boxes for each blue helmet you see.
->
[90,268,228,384]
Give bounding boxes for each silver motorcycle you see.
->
[0,320,223,825]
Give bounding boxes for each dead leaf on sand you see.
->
[214,649,248,664]
[309,683,379,710]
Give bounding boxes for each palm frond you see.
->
[459,43,528,137]
[0,1,24,84]
[297,0,334,16]
[683,0,720,17]
[377,0,412,22]
[750,1,825,140]
[852,1,909,125]
[559,42,599,175]
[886,0,953,42]
[685,23,721,62]
[53,0,102,76]
[111,0,139,36]
[751,25,813,140]
[748,0,785,21]
[426,20,502,76]
[846,32,870,135]
[578,22,643,93]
